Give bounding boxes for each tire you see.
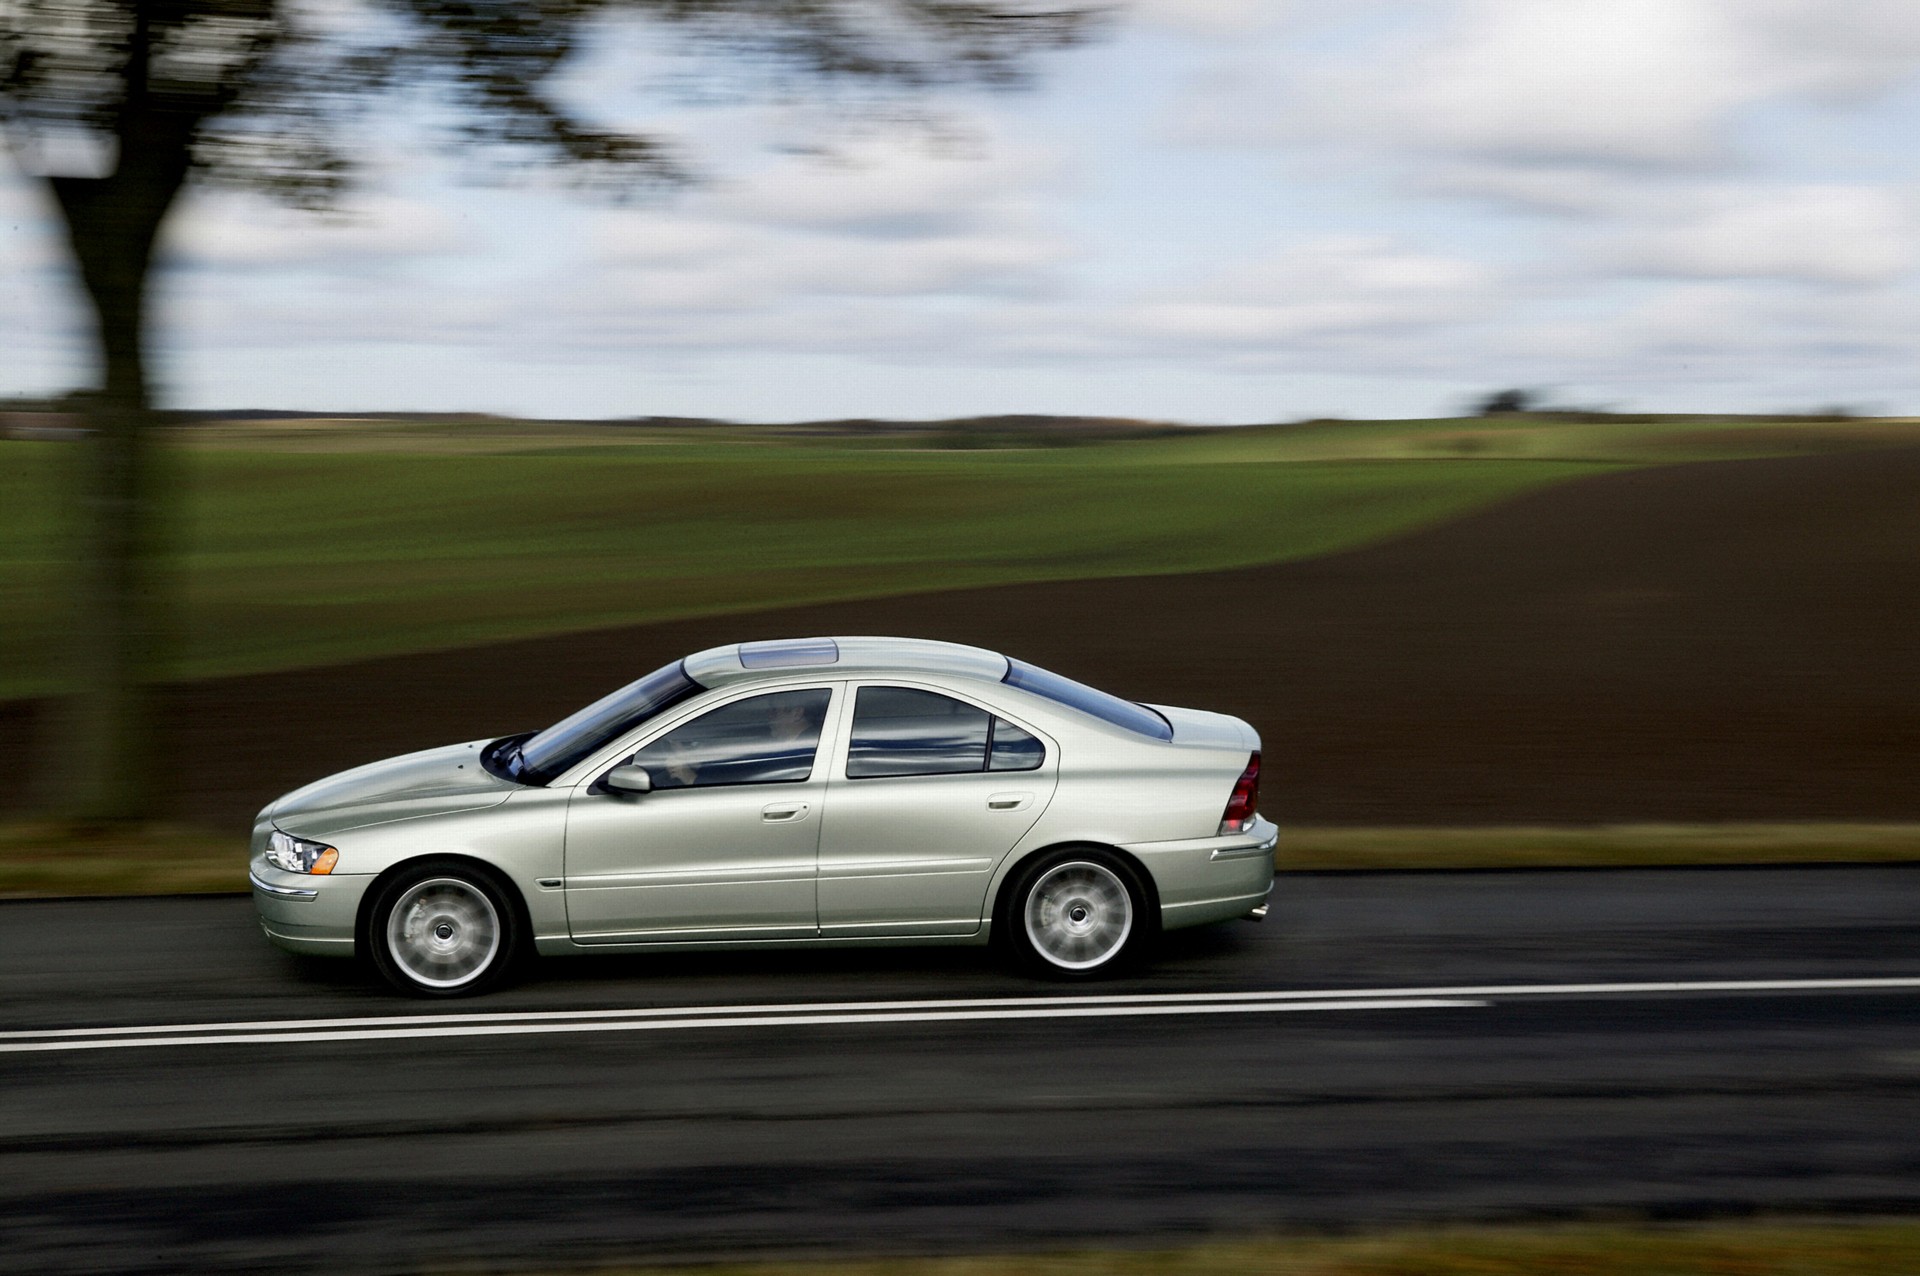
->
[364,860,525,997]
[1000,848,1153,979]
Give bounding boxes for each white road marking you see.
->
[0,998,1482,1053]
[0,989,1444,1041]
[9,976,1917,1043]
[1,975,1915,1055]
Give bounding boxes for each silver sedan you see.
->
[250,636,1275,996]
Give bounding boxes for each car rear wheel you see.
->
[366,861,523,997]
[1003,849,1149,978]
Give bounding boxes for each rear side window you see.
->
[845,687,1049,778]
[847,687,991,778]
[1001,659,1173,741]
[989,720,1045,771]
[629,688,831,789]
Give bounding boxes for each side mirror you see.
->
[604,764,653,795]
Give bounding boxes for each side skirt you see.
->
[534,930,989,957]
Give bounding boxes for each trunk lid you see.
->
[1146,704,1260,752]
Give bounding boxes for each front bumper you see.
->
[249,854,370,956]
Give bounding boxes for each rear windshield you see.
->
[1001,659,1173,741]
[497,660,705,784]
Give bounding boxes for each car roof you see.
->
[683,636,1010,688]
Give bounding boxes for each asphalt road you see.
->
[4,866,1920,1275]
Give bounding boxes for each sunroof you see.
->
[738,638,841,669]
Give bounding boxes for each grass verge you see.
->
[470,1219,1920,1276]
[0,823,249,896]
[4,822,1918,898]
[1276,823,1920,870]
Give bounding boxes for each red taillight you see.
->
[1220,751,1261,834]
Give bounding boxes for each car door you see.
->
[816,682,1058,937]
[564,684,838,943]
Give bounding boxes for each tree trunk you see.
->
[46,90,197,821]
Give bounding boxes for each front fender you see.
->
[323,788,570,944]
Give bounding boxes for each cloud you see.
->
[1334,1,1760,170]
[1127,0,1294,39]
[589,217,1071,308]
[1178,0,1920,185]
[1730,0,1920,100]
[1603,185,1915,284]
[1503,280,1920,403]
[1120,236,1499,350]
[1151,0,1920,389]
[162,280,516,351]
[704,142,1068,238]
[584,138,1077,308]
[0,175,66,273]
[150,138,1080,365]
[164,193,470,268]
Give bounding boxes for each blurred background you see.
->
[5,3,1920,1274]
[5,0,1920,862]
[20,2,1920,419]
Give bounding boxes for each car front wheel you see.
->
[1003,850,1150,978]
[366,861,523,997]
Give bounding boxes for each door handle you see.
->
[987,792,1033,811]
[762,802,809,822]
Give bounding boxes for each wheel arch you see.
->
[987,840,1163,941]
[354,852,536,959]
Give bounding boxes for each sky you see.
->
[7,0,1920,422]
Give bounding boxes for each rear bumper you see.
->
[1123,816,1277,931]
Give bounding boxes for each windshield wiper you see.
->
[482,734,535,784]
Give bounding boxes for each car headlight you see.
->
[266,830,338,875]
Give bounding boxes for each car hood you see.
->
[270,740,518,838]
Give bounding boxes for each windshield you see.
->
[1001,658,1173,741]
[492,660,704,785]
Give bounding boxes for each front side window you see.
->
[628,688,831,790]
[847,686,1046,778]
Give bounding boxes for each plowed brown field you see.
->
[8,445,1917,828]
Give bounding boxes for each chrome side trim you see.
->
[817,856,994,879]
[565,863,816,889]
[1128,816,1279,861]
[1164,891,1268,912]
[819,918,984,935]
[249,870,318,900]
[570,922,821,944]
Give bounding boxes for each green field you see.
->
[3,412,1916,700]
